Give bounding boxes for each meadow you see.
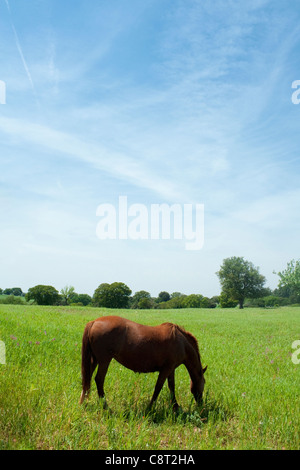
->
[0,304,299,450]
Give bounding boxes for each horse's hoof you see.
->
[79,392,85,404]
[172,403,179,412]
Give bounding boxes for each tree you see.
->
[183,294,203,308]
[9,288,23,297]
[60,285,75,305]
[217,256,266,309]
[1,287,24,298]
[200,296,216,308]
[131,290,151,309]
[275,259,300,303]
[171,292,184,299]
[219,291,238,308]
[158,291,170,303]
[3,288,13,295]
[77,293,92,306]
[138,298,153,309]
[93,282,132,308]
[26,285,60,306]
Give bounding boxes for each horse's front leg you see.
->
[149,368,172,408]
[167,370,179,411]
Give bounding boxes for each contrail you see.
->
[4,0,10,11]
[4,0,38,102]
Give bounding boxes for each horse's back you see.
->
[90,316,173,338]
[89,316,127,351]
[88,316,186,373]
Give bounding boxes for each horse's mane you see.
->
[164,323,201,363]
[176,325,201,360]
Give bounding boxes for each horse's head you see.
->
[190,365,207,403]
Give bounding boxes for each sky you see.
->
[0,0,299,298]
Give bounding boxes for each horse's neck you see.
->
[183,332,201,370]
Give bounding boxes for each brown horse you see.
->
[79,316,207,410]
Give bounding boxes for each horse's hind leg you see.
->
[80,357,97,404]
[94,358,111,401]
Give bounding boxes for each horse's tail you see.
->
[79,321,94,404]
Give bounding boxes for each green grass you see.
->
[0,305,299,449]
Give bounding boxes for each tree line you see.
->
[1,257,299,309]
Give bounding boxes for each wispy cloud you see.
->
[4,0,39,103]
[0,115,180,201]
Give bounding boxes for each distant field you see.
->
[0,304,299,450]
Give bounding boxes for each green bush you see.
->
[219,291,238,308]
[0,295,25,305]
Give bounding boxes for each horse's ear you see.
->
[202,365,207,374]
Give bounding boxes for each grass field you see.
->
[0,304,299,450]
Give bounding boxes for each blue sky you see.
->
[0,0,299,297]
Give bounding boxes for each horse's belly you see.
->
[114,352,161,373]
